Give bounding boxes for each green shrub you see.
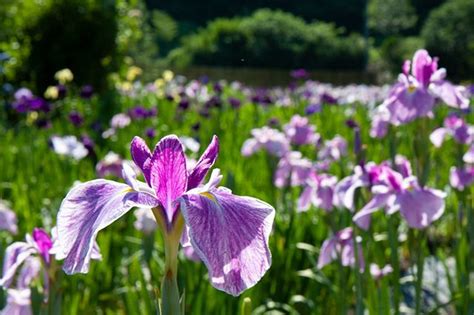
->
[422,0,474,80]
[167,9,366,70]
[379,36,425,73]
[25,0,118,92]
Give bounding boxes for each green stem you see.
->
[352,227,364,315]
[415,231,425,315]
[387,216,400,315]
[152,207,185,315]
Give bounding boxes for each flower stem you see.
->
[415,231,425,315]
[387,216,400,315]
[152,207,185,315]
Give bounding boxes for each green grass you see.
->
[0,83,473,314]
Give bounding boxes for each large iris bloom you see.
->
[54,135,275,296]
[382,49,468,125]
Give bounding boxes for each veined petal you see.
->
[55,179,159,274]
[187,135,219,189]
[430,81,469,109]
[130,136,152,184]
[180,187,275,296]
[398,188,446,229]
[150,135,188,222]
[353,193,391,230]
[0,242,36,288]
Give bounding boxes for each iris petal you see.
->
[187,136,219,190]
[180,187,275,296]
[150,135,188,222]
[55,179,159,274]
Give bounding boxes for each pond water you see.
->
[176,66,377,87]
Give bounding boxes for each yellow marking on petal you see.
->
[407,85,416,93]
[121,187,134,194]
[200,192,216,202]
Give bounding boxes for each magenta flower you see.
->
[430,115,473,147]
[54,135,275,296]
[353,168,446,230]
[317,227,364,271]
[0,200,18,235]
[283,115,320,146]
[382,49,469,125]
[298,172,337,212]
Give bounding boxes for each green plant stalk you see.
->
[415,231,426,315]
[387,216,400,315]
[352,226,364,315]
[153,207,185,315]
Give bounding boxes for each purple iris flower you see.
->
[145,127,156,139]
[68,111,84,127]
[80,85,94,99]
[54,135,275,296]
[320,92,338,105]
[317,227,364,271]
[228,97,241,109]
[274,151,313,188]
[1,228,102,312]
[382,49,469,125]
[0,229,53,290]
[430,115,473,147]
[335,160,410,211]
[283,115,320,146]
[305,103,321,115]
[0,200,18,235]
[298,172,337,212]
[449,166,474,191]
[110,113,131,129]
[318,135,348,162]
[353,167,446,230]
[96,152,129,178]
[0,256,41,315]
[290,68,309,80]
[241,127,290,157]
[370,106,390,138]
[128,106,150,120]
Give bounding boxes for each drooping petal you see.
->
[334,176,365,211]
[17,258,41,289]
[55,179,159,274]
[431,81,469,109]
[464,145,474,164]
[429,128,449,148]
[187,135,219,189]
[0,242,36,288]
[353,193,391,230]
[130,136,152,184]
[150,135,188,222]
[0,289,32,315]
[180,187,275,296]
[0,205,18,235]
[398,188,446,229]
[317,238,337,269]
[241,139,260,157]
[297,186,314,212]
[387,87,435,124]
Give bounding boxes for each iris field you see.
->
[0,50,473,314]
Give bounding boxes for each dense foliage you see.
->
[168,9,367,70]
[422,0,474,80]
